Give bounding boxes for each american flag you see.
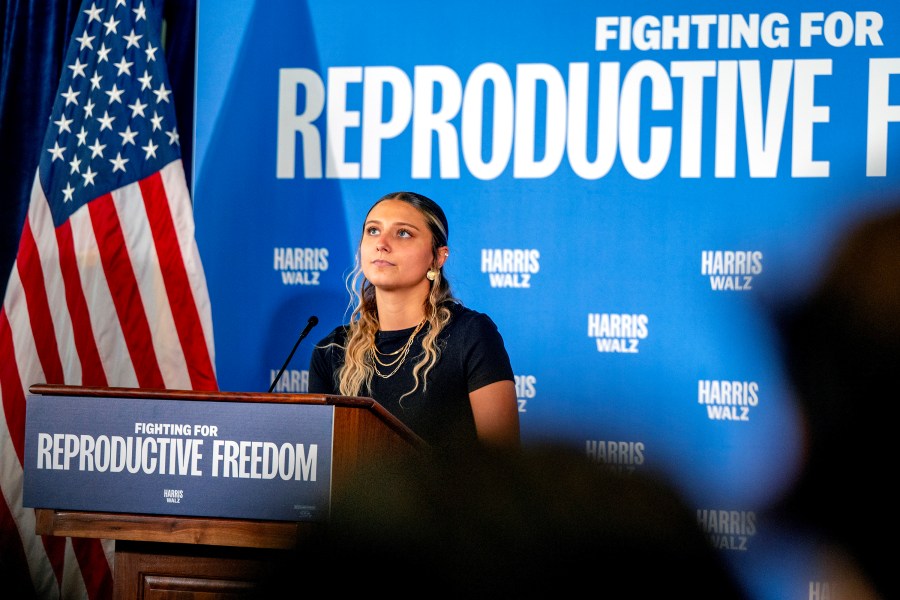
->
[0,1,217,597]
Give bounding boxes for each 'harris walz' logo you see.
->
[587,313,648,353]
[163,489,183,504]
[585,440,644,473]
[701,250,762,291]
[481,249,539,288]
[698,379,759,421]
[274,247,328,285]
[696,509,756,551]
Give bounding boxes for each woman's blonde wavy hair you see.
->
[337,192,456,402]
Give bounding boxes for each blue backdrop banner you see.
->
[192,1,900,595]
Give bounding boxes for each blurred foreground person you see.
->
[768,205,900,600]
[263,444,749,597]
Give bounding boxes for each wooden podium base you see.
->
[114,540,285,599]
[36,509,317,599]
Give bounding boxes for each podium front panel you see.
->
[23,393,334,522]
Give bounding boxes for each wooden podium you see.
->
[29,384,426,600]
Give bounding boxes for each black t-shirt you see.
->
[308,302,514,451]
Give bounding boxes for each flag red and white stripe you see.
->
[0,1,217,598]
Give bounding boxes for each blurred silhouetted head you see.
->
[774,205,900,599]
[266,444,748,597]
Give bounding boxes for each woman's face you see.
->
[360,199,447,293]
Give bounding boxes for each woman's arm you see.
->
[469,379,520,448]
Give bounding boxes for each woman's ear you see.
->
[436,246,449,268]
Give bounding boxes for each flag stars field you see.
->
[40,0,181,207]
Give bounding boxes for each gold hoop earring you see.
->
[426,269,437,281]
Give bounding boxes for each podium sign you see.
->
[23,393,334,522]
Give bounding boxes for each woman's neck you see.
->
[374,288,427,331]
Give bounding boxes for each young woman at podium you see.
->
[308,191,520,452]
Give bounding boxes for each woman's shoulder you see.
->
[446,302,501,332]
[313,323,350,348]
[442,303,511,368]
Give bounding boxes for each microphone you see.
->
[268,315,319,393]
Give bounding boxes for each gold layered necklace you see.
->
[372,319,426,379]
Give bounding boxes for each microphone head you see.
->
[308,315,319,326]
